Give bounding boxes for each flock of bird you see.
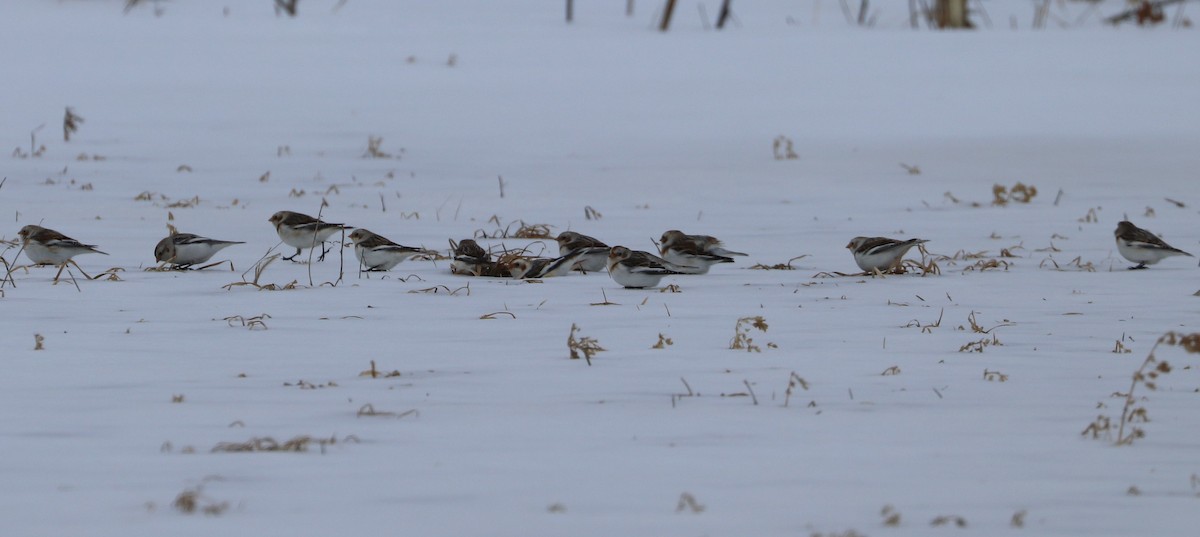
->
[6,210,1195,288]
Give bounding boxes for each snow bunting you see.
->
[658,230,745,274]
[17,225,107,265]
[154,232,244,268]
[846,236,928,273]
[509,250,588,280]
[450,238,493,276]
[268,211,348,262]
[556,231,610,272]
[348,229,432,271]
[607,246,683,289]
[1114,221,1193,269]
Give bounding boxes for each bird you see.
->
[268,211,348,262]
[16,225,107,281]
[348,229,433,271]
[659,229,746,274]
[1114,221,1193,269]
[607,246,684,289]
[509,249,588,279]
[154,232,244,268]
[450,238,494,276]
[556,231,610,272]
[846,236,928,273]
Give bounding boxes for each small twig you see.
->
[743,380,758,405]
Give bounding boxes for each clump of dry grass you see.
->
[63,107,83,142]
[783,372,808,408]
[173,482,229,516]
[749,255,808,270]
[34,333,45,350]
[359,360,401,378]
[675,492,705,513]
[568,323,605,365]
[729,316,773,352]
[881,505,902,526]
[1039,256,1096,272]
[983,369,1009,382]
[357,404,418,419]
[223,313,270,330]
[1102,331,1200,446]
[211,434,356,454]
[223,253,299,291]
[931,515,967,528]
[651,333,673,349]
[772,135,798,160]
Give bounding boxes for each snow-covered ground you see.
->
[2,1,1199,535]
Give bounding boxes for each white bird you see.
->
[268,211,348,262]
[154,232,244,268]
[659,229,745,274]
[509,249,588,279]
[450,238,495,276]
[1114,221,1192,269]
[556,231,610,272]
[348,229,432,271]
[607,246,683,289]
[18,225,107,265]
[846,236,928,273]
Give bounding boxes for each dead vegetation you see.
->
[748,255,807,270]
[729,316,774,352]
[783,372,809,407]
[1085,331,1200,446]
[172,478,229,516]
[222,253,299,291]
[359,360,402,378]
[223,313,270,330]
[675,492,706,513]
[567,323,605,365]
[772,135,798,160]
[211,434,357,454]
[943,182,1038,208]
[356,404,417,419]
[651,333,673,349]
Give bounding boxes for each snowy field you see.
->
[2,1,1200,535]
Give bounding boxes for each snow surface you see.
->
[2,1,1200,535]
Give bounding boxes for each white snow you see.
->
[2,1,1200,535]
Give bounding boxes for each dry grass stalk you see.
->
[1108,331,1200,445]
[959,334,1001,353]
[772,135,798,160]
[675,492,706,513]
[567,323,605,365]
[357,404,417,419]
[881,366,901,376]
[362,136,394,158]
[1078,207,1100,223]
[1011,510,1027,528]
[63,107,83,142]
[590,289,619,306]
[359,360,401,378]
[992,182,1037,205]
[651,333,673,349]
[1112,339,1132,354]
[34,333,45,350]
[409,283,470,295]
[983,369,1009,382]
[783,372,808,407]
[931,515,967,528]
[1081,415,1112,440]
[749,255,808,270]
[223,252,298,291]
[964,311,1013,334]
[899,163,920,175]
[480,311,516,320]
[881,505,902,526]
[584,206,603,220]
[171,394,185,403]
[212,434,349,454]
[224,313,270,330]
[729,316,769,352]
[1039,256,1096,272]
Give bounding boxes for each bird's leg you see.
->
[52,263,67,283]
[283,248,302,261]
[1129,263,1148,270]
[317,243,332,262]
